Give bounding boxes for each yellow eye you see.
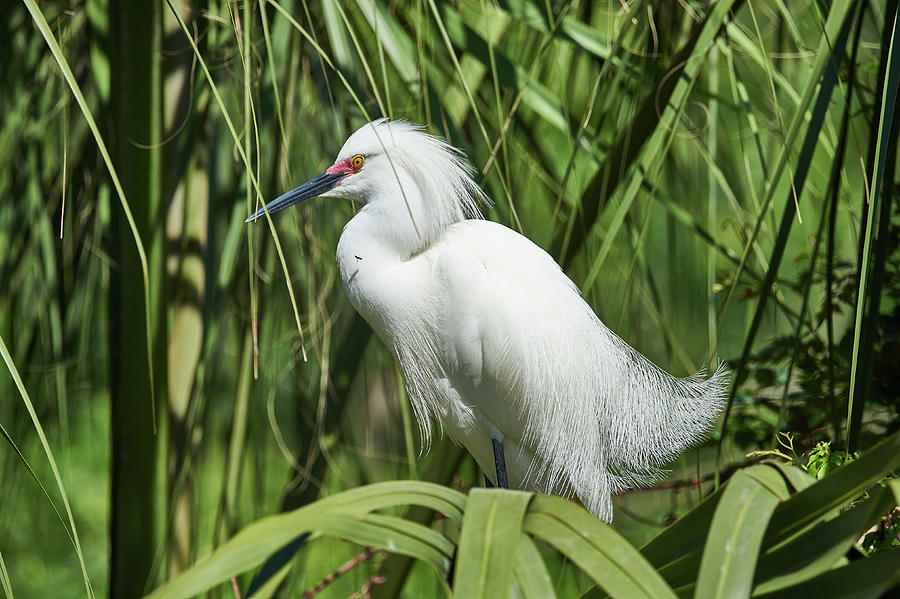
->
[350,154,365,169]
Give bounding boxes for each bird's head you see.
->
[246,119,488,251]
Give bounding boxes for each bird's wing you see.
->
[432,220,585,451]
[431,219,727,520]
[432,220,626,516]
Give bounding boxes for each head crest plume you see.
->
[346,119,490,236]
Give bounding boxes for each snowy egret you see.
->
[247,119,728,521]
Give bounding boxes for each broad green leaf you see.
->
[452,489,532,599]
[694,468,788,599]
[743,463,795,499]
[433,2,572,133]
[640,485,725,584]
[146,482,464,599]
[512,536,555,599]
[579,485,726,597]
[753,548,900,599]
[310,480,467,522]
[363,513,455,560]
[888,479,900,504]
[754,487,894,594]
[322,0,355,73]
[761,462,816,494]
[317,513,453,575]
[524,496,676,599]
[499,0,604,54]
[353,0,422,83]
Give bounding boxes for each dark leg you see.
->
[491,437,509,489]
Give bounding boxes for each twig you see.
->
[350,573,388,599]
[303,547,386,599]
[627,463,741,493]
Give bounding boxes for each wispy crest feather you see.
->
[345,119,488,244]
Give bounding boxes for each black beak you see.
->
[245,171,345,223]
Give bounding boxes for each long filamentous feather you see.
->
[334,119,729,522]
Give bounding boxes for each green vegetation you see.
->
[2,0,899,597]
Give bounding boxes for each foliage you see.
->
[151,429,900,598]
[1,0,899,597]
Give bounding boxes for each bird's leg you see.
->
[491,437,509,489]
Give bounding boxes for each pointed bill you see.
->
[245,171,345,223]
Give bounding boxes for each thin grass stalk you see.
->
[824,1,868,443]
[0,333,94,598]
[0,422,76,564]
[0,547,11,598]
[218,329,254,545]
[707,42,720,371]
[773,193,831,440]
[259,1,290,176]
[846,0,900,452]
[580,0,742,290]
[426,0,519,228]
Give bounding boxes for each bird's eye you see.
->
[350,154,365,169]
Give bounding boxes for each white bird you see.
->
[247,119,728,521]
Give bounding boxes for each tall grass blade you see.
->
[165,0,309,358]
[0,547,11,599]
[0,422,74,547]
[0,334,94,598]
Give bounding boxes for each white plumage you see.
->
[250,119,728,521]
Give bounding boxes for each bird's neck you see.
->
[346,188,440,255]
[337,208,406,268]
[335,206,435,343]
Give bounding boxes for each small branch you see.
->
[304,547,386,599]
[351,573,388,599]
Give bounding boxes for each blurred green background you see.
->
[2,0,898,597]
